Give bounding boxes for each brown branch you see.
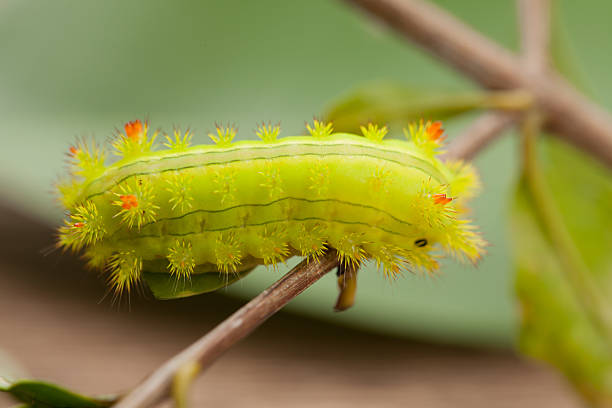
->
[443,112,516,161]
[345,0,612,167]
[113,251,339,408]
[518,0,551,74]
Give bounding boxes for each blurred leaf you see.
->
[325,81,528,133]
[172,361,201,408]
[549,0,592,96]
[143,265,254,300]
[511,137,612,405]
[0,377,116,408]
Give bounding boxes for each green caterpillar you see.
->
[57,119,484,300]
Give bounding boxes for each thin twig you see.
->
[518,0,551,74]
[444,0,551,163]
[113,251,339,408]
[345,0,612,167]
[443,112,516,161]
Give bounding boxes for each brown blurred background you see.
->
[0,203,581,407]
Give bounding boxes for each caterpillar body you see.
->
[57,119,484,300]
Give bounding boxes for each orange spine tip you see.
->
[433,193,453,205]
[124,120,143,141]
[69,146,79,156]
[426,121,445,142]
[120,194,139,210]
[73,222,84,228]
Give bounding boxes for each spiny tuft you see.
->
[360,123,388,142]
[167,240,196,280]
[411,180,456,229]
[306,119,333,138]
[258,162,284,199]
[106,250,142,295]
[215,232,243,273]
[112,119,157,159]
[294,223,328,261]
[212,166,237,206]
[401,248,440,276]
[371,244,404,280]
[164,128,193,151]
[67,139,106,180]
[369,165,392,194]
[257,226,290,269]
[446,160,481,204]
[438,220,486,265]
[308,159,330,196]
[58,201,106,251]
[112,178,159,229]
[256,122,281,142]
[165,172,194,213]
[404,119,446,155]
[335,232,367,269]
[209,125,236,147]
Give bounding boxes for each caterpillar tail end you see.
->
[334,262,359,312]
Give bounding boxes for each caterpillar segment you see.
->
[56,119,485,306]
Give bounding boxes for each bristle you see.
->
[212,166,237,206]
[360,123,388,142]
[404,119,446,156]
[293,223,328,261]
[167,240,196,280]
[54,119,485,300]
[67,138,106,180]
[165,172,194,213]
[106,250,142,294]
[446,160,481,204]
[401,248,440,276]
[164,128,192,151]
[112,178,159,229]
[370,244,404,280]
[369,165,392,194]
[112,119,157,159]
[306,119,333,138]
[334,232,367,269]
[56,178,82,211]
[57,201,106,251]
[215,232,243,273]
[411,179,456,229]
[308,159,330,197]
[256,122,281,142]
[208,125,236,147]
[439,220,487,265]
[257,226,289,269]
[259,162,284,199]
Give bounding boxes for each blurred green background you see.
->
[1,0,610,348]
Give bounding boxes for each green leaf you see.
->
[325,81,528,133]
[0,377,116,408]
[511,137,612,405]
[142,264,255,300]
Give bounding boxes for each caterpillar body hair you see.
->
[57,119,485,298]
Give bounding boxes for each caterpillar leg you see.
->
[334,262,359,312]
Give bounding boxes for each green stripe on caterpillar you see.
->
[56,119,485,299]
